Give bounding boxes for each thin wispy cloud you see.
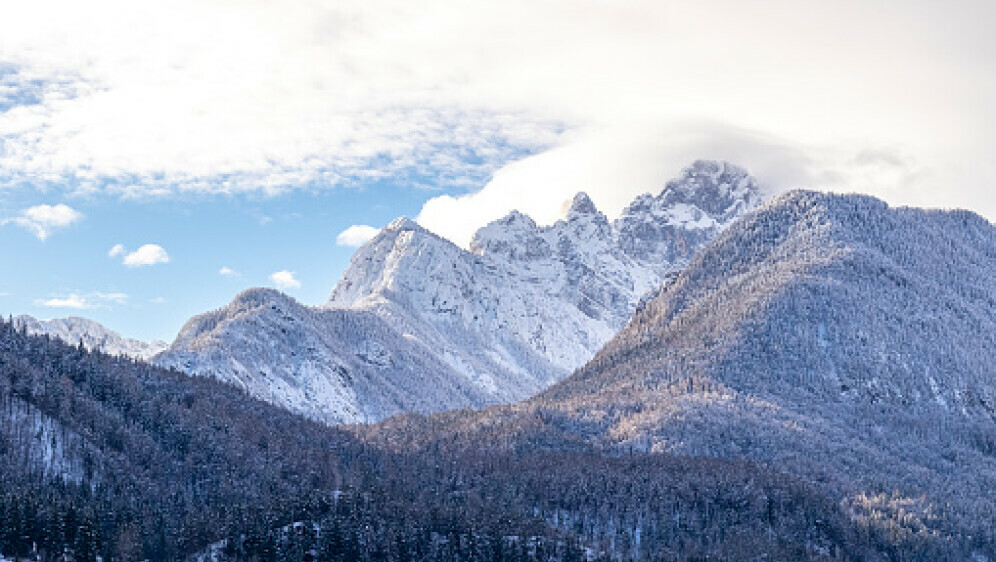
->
[93,291,128,305]
[269,270,300,290]
[336,225,380,247]
[35,291,128,310]
[219,266,239,277]
[3,204,83,241]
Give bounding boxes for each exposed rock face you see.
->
[614,160,762,269]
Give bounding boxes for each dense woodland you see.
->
[0,316,945,561]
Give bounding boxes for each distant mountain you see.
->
[159,160,763,424]
[366,190,996,557]
[14,315,167,360]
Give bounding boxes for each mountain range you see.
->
[151,160,764,424]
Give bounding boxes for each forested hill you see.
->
[3,316,900,561]
[0,316,354,560]
[536,191,996,554]
[549,189,996,407]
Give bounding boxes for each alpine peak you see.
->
[563,192,599,217]
[385,216,422,232]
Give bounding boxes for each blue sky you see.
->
[2,0,995,342]
[0,181,447,341]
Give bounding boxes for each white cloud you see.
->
[219,266,238,276]
[108,243,125,257]
[38,294,92,309]
[0,0,993,224]
[0,0,562,196]
[122,244,170,267]
[4,204,83,241]
[269,270,301,290]
[336,224,380,247]
[150,296,167,304]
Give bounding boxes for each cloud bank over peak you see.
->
[417,124,821,248]
[0,0,992,226]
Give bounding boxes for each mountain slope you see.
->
[14,315,167,360]
[363,190,996,556]
[159,160,763,424]
[156,288,491,424]
[549,190,996,410]
[543,190,996,550]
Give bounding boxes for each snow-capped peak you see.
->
[659,159,761,218]
[563,191,599,217]
[328,162,765,406]
[614,160,762,267]
[385,216,421,232]
[230,287,291,308]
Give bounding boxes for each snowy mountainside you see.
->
[529,190,996,549]
[546,189,996,413]
[156,288,491,424]
[162,160,763,424]
[14,315,167,360]
[331,160,763,380]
